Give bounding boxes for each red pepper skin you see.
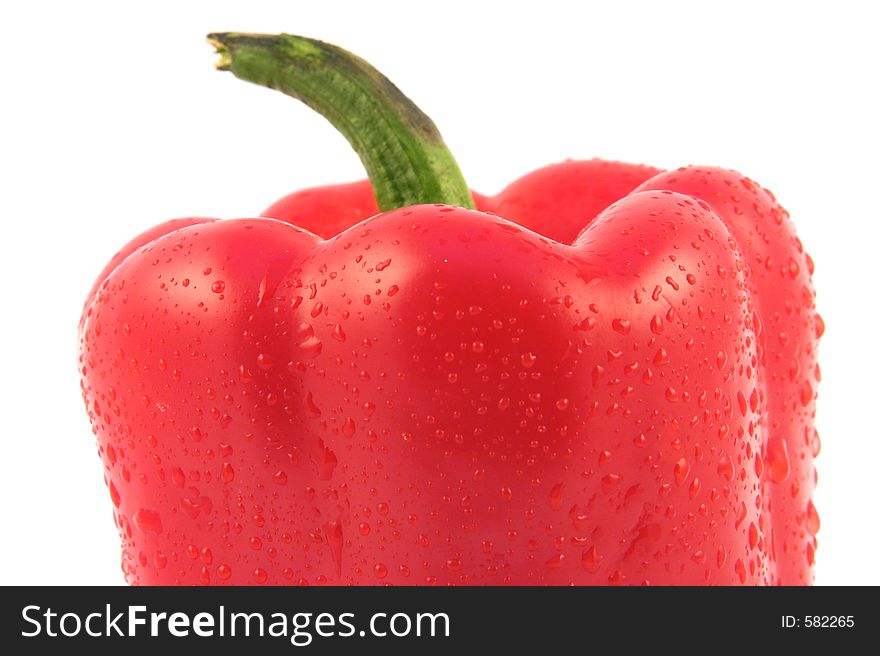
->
[78,160,820,585]
[83,218,217,312]
[636,168,822,585]
[262,160,661,242]
[262,180,378,241]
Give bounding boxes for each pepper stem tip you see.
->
[207,33,233,70]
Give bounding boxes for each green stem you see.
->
[208,32,475,211]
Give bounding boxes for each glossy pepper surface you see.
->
[79,34,821,585]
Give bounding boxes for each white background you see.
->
[1,0,877,585]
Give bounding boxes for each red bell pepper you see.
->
[78,33,821,585]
